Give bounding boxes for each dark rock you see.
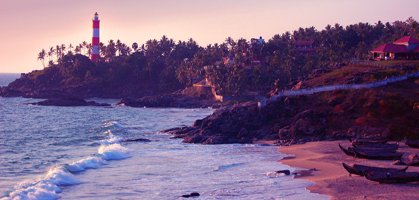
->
[193,119,203,128]
[123,138,151,143]
[167,102,262,144]
[117,93,217,108]
[276,170,291,175]
[190,192,200,197]
[29,97,110,107]
[182,192,200,198]
[164,73,418,145]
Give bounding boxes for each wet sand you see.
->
[279,140,419,200]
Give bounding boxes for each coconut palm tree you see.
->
[38,49,46,68]
[99,42,106,58]
[48,47,54,62]
[87,44,92,57]
[82,41,88,55]
[68,43,73,54]
[55,45,61,61]
[105,40,117,61]
[116,39,123,56]
[61,44,66,57]
[132,42,139,52]
[75,46,81,54]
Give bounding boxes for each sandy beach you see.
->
[279,140,419,200]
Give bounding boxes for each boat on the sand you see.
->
[365,170,419,184]
[352,143,398,151]
[394,153,419,166]
[342,163,408,176]
[405,140,419,149]
[353,149,403,160]
[339,144,403,160]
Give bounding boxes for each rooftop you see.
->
[371,43,407,53]
[393,36,419,45]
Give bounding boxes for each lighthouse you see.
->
[91,12,100,62]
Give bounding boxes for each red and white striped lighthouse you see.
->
[91,12,100,62]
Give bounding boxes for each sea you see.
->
[0,73,329,200]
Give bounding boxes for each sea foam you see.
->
[6,166,78,200]
[3,123,131,200]
[98,143,130,160]
[65,156,106,173]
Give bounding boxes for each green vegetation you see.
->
[35,18,419,96]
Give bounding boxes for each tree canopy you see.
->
[38,18,419,96]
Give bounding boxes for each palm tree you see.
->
[87,44,92,56]
[116,39,123,56]
[68,43,73,54]
[132,42,139,52]
[105,40,117,61]
[82,41,88,55]
[99,42,106,58]
[55,45,61,61]
[75,46,81,54]
[61,44,66,57]
[48,47,54,62]
[77,43,83,54]
[38,49,46,68]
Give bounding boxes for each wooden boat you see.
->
[405,140,419,148]
[350,138,388,145]
[395,153,419,166]
[342,163,408,176]
[353,150,403,160]
[365,171,419,184]
[339,144,403,160]
[352,143,398,150]
[339,144,355,156]
[352,146,397,153]
[339,144,397,157]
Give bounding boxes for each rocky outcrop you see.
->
[116,85,224,108]
[164,77,419,144]
[117,93,220,108]
[165,102,263,144]
[0,54,178,99]
[30,97,110,107]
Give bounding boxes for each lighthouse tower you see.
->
[91,12,100,62]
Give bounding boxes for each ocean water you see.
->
[0,75,329,200]
[0,73,20,87]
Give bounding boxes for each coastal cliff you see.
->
[166,63,419,144]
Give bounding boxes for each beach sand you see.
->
[279,140,419,200]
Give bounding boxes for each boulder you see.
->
[181,192,200,198]
[30,97,110,107]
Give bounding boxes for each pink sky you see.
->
[1,0,418,73]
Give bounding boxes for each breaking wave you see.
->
[2,121,130,200]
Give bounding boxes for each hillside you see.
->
[0,54,181,98]
[166,61,419,144]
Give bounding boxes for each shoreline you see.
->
[279,140,419,200]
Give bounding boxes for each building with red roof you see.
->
[370,36,419,60]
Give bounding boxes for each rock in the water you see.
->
[117,93,217,108]
[30,97,110,107]
[181,192,200,198]
[124,138,152,143]
[276,170,291,175]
